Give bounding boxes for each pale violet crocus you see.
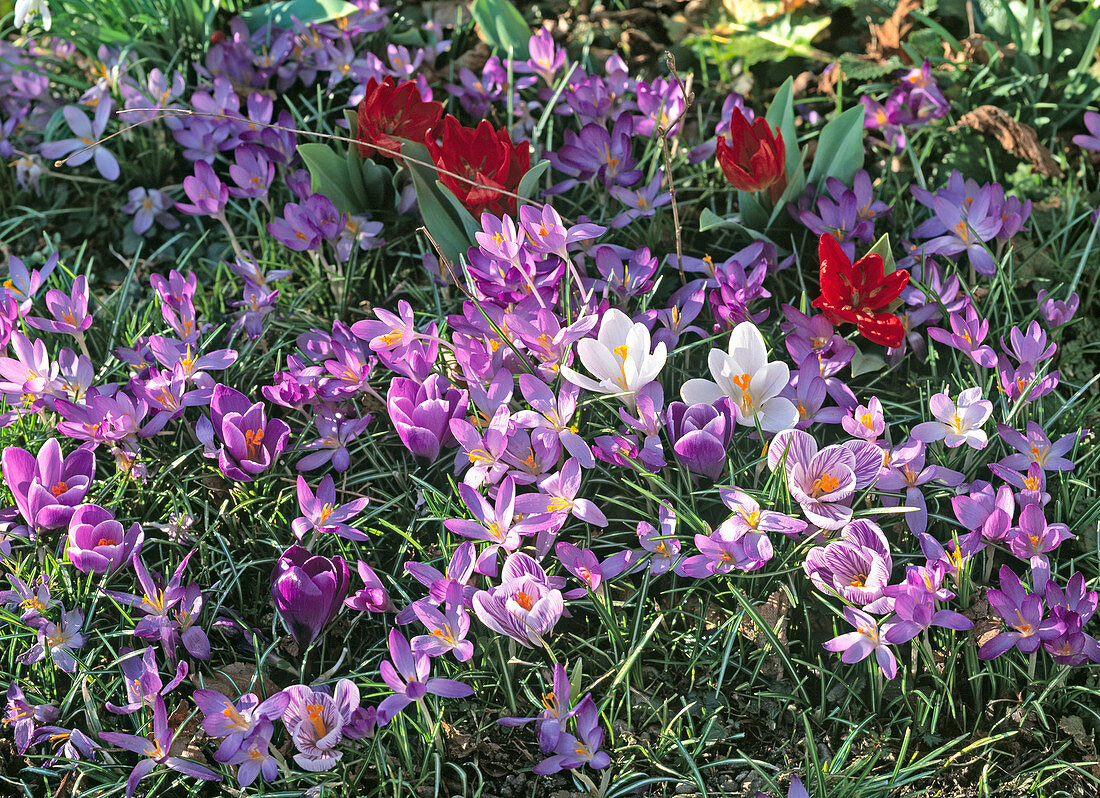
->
[911,386,992,449]
[680,321,797,433]
[560,308,666,410]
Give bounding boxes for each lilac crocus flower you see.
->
[39,100,120,180]
[19,607,85,673]
[877,442,965,535]
[121,188,179,235]
[345,559,397,614]
[412,582,474,662]
[281,680,360,770]
[450,406,513,489]
[105,647,188,715]
[1036,289,1079,328]
[297,409,371,472]
[224,725,279,786]
[269,544,350,649]
[4,682,59,754]
[174,159,229,218]
[445,477,547,558]
[822,607,897,679]
[193,688,289,762]
[883,592,973,644]
[290,475,369,542]
[979,566,1059,659]
[2,437,94,531]
[1007,503,1073,586]
[25,275,93,337]
[995,421,1077,473]
[227,144,275,202]
[804,520,892,609]
[472,552,564,648]
[631,507,681,577]
[555,542,633,598]
[377,629,475,725]
[915,185,1004,276]
[666,399,735,480]
[840,396,885,442]
[719,487,808,539]
[514,374,592,467]
[517,458,607,531]
[195,384,290,482]
[400,541,479,623]
[99,695,218,796]
[388,374,467,461]
[676,519,774,576]
[532,695,611,774]
[1073,111,1100,151]
[910,387,992,449]
[499,661,576,752]
[66,504,144,575]
[927,306,998,367]
[523,26,566,85]
[2,252,57,314]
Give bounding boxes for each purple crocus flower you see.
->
[25,275,92,338]
[1036,289,1079,328]
[840,396,885,442]
[979,566,1059,659]
[39,100,120,180]
[290,475,369,542]
[174,159,229,218]
[269,544,350,649]
[911,387,992,449]
[104,647,188,715]
[4,682,59,754]
[2,438,94,532]
[18,606,85,672]
[377,629,475,725]
[918,529,984,580]
[822,607,897,679]
[412,582,474,662]
[2,252,57,314]
[281,680,360,771]
[1044,574,1100,665]
[804,520,892,609]
[676,519,774,576]
[387,375,467,462]
[195,384,290,482]
[227,144,275,203]
[400,542,479,624]
[995,421,1077,473]
[472,552,564,648]
[517,458,607,532]
[719,487,808,539]
[297,408,371,472]
[666,399,735,480]
[65,504,144,575]
[224,725,279,786]
[548,115,640,193]
[1007,503,1073,586]
[636,505,681,575]
[951,481,1015,543]
[927,306,998,367]
[532,695,611,774]
[193,688,289,762]
[450,406,512,489]
[499,661,576,751]
[445,477,548,559]
[555,542,633,598]
[121,188,179,235]
[1073,110,1100,151]
[345,559,397,614]
[883,592,973,644]
[877,441,965,535]
[514,375,592,467]
[99,693,218,797]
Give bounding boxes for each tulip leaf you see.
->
[341,109,370,211]
[297,142,361,215]
[239,0,359,32]
[401,141,472,265]
[737,190,769,231]
[436,181,482,242]
[765,76,802,187]
[471,0,531,61]
[806,104,866,190]
[850,346,887,376]
[516,159,551,207]
[867,233,897,274]
[700,207,772,241]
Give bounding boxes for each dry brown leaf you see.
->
[950,106,1064,178]
[962,589,1001,648]
[867,0,921,62]
[197,661,280,700]
[944,33,1016,65]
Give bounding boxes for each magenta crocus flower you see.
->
[951,481,1015,543]
[532,695,611,774]
[269,544,350,650]
[281,679,360,771]
[387,374,467,461]
[883,592,973,644]
[4,683,59,754]
[193,688,289,761]
[2,252,57,314]
[911,387,992,449]
[822,607,897,679]
[65,504,144,575]
[676,521,774,577]
[39,100,120,180]
[555,542,633,598]
[636,504,681,575]
[195,384,290,482]
[2,574,56,626]
[1007,503,1073,586]
[345,559,397,614]
[19,607,85,673]
[516,458,607,528]
[2,437,94,532]
[100,695,219,796]
[25,275,93,337]
[472,552,564,648]
[979,566,1060,659]
[523,26,566,85]
[445,477,547,558]
[55,388,149,450]
[518,203,606,263]
[995,421,1077,473]
[290,475,369,542]
[104,647,188,715]
[927,306,998,367]
[227,144,274,202]
[175,159,229,218]
[377,629,475,725]
[412,582,474,662]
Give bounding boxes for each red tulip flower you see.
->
[356,76,443,161]
[425,116,530,217]
[716,108,787,202]
[811,233,910,348]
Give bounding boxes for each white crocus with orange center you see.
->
[680,321,797,433]
[560,308,666,411]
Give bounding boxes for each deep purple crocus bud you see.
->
[270,544,350,649]
[1,438,95,531]
[387,374,468,461]
[666,398,735,480]
[195,385,291,482]
[66,504,144,575]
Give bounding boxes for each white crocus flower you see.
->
[680,321,797,432]
[560,308,666,410]
[14,0,52,30]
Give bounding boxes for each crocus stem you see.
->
[1026,650,1036,682]
[302,643,315,685]
[216,213,244,261]
[74,331,91,362]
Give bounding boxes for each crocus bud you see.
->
[666,399,735,480]
[270,544,350,649]
[387,374,467,462]
[66,504,144,575]
[715,108,786,202]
